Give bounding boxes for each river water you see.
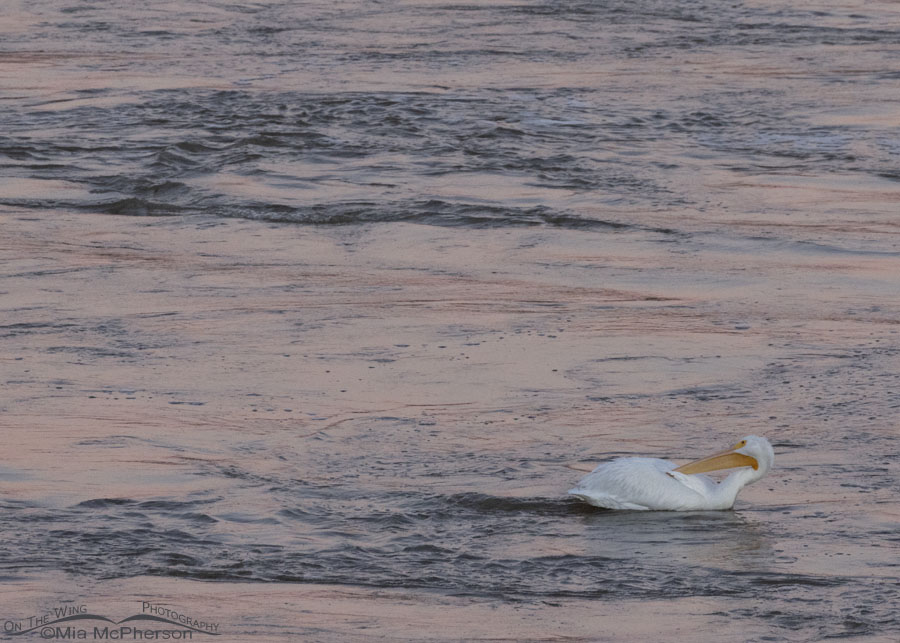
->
[1,1,899,641]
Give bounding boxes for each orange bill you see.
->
[672,447,758,475]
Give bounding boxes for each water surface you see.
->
[1,1,899,640]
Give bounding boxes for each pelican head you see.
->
[674,435,774,483]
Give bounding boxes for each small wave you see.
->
[136,499,219,510]
[76,498,136,508]
[210,199,675,232]
[96,197,189,217]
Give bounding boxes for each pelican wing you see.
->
[567,457,711,511]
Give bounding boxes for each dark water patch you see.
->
[46,345,136,359]
[136,499,220,511]
[156,552,202,567]
[76,498,137,509]
[217,513,280,525]
[95,197,190,217]
[0,322,78,337]
[666,385,751,402]
[173,513,219,525]
[440,492,586,516]
[226,199,668,232]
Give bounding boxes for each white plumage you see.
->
[568,435,774,511]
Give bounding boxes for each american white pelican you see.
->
[568,435,774,511]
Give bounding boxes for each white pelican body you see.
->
[568,436,774,511]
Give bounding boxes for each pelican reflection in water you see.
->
[568,436,774,511]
